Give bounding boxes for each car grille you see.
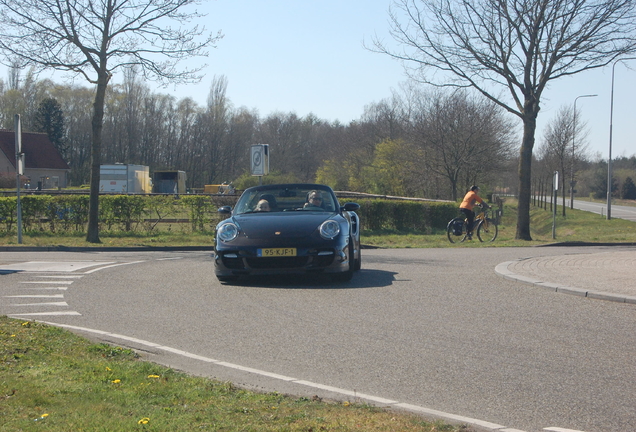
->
[221,251,335,271]
[246,256,309,269]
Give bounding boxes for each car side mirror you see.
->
[342,202,360,212]
[218,206,232,214]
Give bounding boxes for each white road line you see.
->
[25,287,68,290]
[11,301,69,307]
[83,261,146,274]
[1,261,115,272]
[34,275,83,279]
[10,311,81,316]
[156,257,183,261]
[21,281,74,284]
[5,294,65,298]
[26,320,528,432]
[544,427,587,432]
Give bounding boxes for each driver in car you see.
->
[304,190,323,209]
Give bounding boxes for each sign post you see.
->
[15,114,24,244]
[250,144,269,185]
[552,171,558,239]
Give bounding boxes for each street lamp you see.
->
[571,94,597,209]
[608,57,636,219]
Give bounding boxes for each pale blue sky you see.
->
[13,0,636,160]
[169,0,636,160]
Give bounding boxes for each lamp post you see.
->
[608,58,636,220]
[571,94,597,209]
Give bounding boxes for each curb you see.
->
[494,260,636,304]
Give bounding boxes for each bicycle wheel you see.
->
[447,217,468,243]
[477,218,498,242]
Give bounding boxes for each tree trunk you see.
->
[516,112,538,240]
[86,73,109,243]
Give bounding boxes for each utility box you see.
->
[153,170,187,194]
[100,164,151,193]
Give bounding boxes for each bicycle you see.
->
[446,205,499,243]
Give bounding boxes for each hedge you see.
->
[355,199,458,232]
[0,195,458,234]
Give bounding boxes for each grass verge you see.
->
[362,200,636,248]
[0,317,467,431]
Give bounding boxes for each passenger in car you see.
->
[254,199,271,212]
[259,194,278,211]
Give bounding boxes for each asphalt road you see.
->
[566,198,636,221]
[1,248,635,432]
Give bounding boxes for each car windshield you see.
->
[233,185,338,215]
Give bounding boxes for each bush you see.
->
[356,199,457,232]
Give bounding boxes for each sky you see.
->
[9,0,636,160]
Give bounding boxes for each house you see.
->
[0,129,70,189]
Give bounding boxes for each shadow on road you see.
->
[220,269,398,289]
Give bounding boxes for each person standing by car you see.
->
[460,185,488,240]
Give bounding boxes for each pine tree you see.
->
[621,177,636,200]
[34,98,68,162]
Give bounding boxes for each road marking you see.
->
[1,261,115,272]
[34,275,83,279]
[25,287,68,290]
[21,281,74,284]
[10,311,81,316]
[544,427,587,432]
[156,257,183,261]
[11,301,69,307]
[5,294,65,298]
[83,261,146,274]
[24,320,529,432]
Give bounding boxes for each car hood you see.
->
[231,212,336,239]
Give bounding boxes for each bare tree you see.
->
[374,0,636,239]
[0,0,222,242]
[539,105,589,216]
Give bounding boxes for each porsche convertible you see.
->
[213,183,361,282]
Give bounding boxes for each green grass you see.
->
[0,317,466,431]
[362,200,636,248]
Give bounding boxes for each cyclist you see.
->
[459,185,488,240]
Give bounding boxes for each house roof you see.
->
[0,129,70,170]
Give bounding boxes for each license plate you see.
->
[257,248,297,257]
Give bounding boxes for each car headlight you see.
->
[319,220,340,240]
[217,223,239,242]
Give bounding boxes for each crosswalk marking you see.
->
[21,280,74,284]
[11,301,69,307]
[9,311,81,316]
[25,287,68,290]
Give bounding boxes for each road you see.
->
[1,248,635,432]
[566,198,636,222]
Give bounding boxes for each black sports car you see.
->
[214,183,361,282]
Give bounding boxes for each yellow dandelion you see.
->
[343,401,350,406]
[11,334,16,337]
[138,417,150,424]
[41,414,49,418]
[147,375,160,378]
[112,379,121,384]
[106,367,112,371]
